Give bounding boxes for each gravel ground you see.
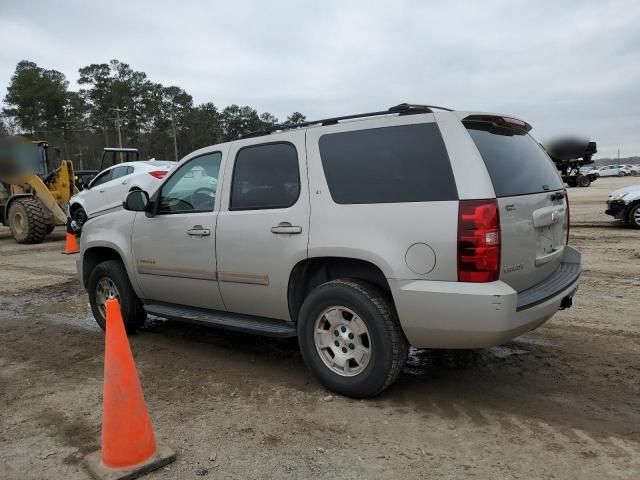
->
[1,176,639,480]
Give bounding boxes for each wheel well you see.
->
[70,203,83,214]
[627,200,640,218]
[288,257,392,322]
[83,247,123,286]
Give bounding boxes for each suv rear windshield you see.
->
[465,124,563,197]
[319,123,458,204]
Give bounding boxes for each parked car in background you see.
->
[77,104,581,398]
[605,184,640,228]
[69,160,175,227]
[597,165,628,177]
[622,164,640,176]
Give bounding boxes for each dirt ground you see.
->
[1,177,639,480]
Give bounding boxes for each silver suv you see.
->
[78,103,581,397]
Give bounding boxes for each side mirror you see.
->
[123,190,149,212]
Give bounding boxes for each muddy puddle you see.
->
[31,296,90,315]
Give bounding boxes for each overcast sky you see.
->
[1,0,639,158]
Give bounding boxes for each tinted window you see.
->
[466,127,564,197]
[230,143,300,210]
[318,123,457,204]
[158,152,221,213]
[90,169,112,187]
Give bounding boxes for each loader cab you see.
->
[33,141,51,178]
[0,137,50,180]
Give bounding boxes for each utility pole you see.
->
[111,107,126,163]
[170,103,179,161]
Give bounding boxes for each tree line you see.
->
[1,59,306,169]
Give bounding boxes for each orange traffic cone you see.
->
[84,298,175,480]
[63,232,79,254]
[62,218,79,255]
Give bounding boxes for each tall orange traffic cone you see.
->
[84,298,175,480]
[62,218,79,255]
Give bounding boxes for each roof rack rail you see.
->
[237,102,453,140]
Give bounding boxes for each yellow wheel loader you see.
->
[0,136,77,244]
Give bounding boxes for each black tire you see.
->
[630,170,638,177]
[618,171,625,177]
[87,259,146,333]
[7,197,47,244]
[577,175,591,187]
[70,205,88,228]
[627,203,640,229]
[297,279,408,398]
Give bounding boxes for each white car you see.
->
[622,164,640,176]
[597,165,627,177]
[70,160,175,226]
[606,184,640,228]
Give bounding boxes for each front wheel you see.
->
[7,197,47,244]
[87,259,146,332]
[627,203,640,229]
[70,205,88,229]
[298,279,408,398]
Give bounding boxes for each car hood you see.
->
[609,184,640,198]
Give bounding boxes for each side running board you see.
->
[143,302,297,338]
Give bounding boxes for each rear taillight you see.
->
[564,191,570,245]
[148,170,168,179]
[457,199,501,282]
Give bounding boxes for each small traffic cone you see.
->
[84,298,175,480]
[62,218,79,255]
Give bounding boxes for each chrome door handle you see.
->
[99,189,105,193]
[187,225,211,236]
[121,180,128,185]
[271,222,302,234]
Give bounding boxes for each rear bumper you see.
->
[390,246,581,349]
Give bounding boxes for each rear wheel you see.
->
[618,171,626,177]
[7,197,47,244]
[297,279,408,398]
[88,259,146,332]
[627,204,640,229]
[577,175,591,187]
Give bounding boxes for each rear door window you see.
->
[318,123,457,204]
[230,143,300,210]
[465,124,563,197]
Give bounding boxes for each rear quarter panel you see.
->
[306,114,462,281]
